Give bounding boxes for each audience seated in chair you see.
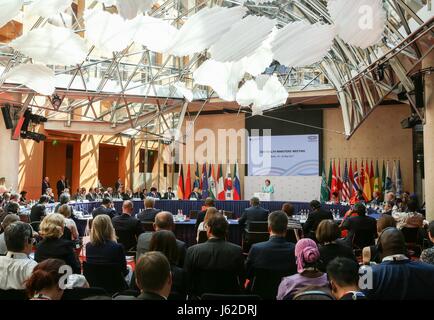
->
[137,197,161,222]
[277,238,328,300]
[58,204,79,241]
[327,257,366,300]
[112,200,143,252]
[0,214,20,255]
[114,251,171,300]
[362,227,434,300]
[30,195,49,223]
[238,197,269,231]
[34,214,81,274]
[316,220,356,272]
[0,221,37,290]
[136,211,186,266]
[303,200,333,241]
[196,207,219,243]
[92,198,117,219]
[393,200,425,230]
[420,221,434,265]
[362,214,396,265]
[282,203,302,240]
[184,214,244,296]
[341,203,377,249]
[195,197,215,230]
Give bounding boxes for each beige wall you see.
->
[323,104,414,192]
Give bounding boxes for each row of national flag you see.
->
[320,159,403,203]
[177,163,242,200]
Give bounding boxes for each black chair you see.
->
[242,232,269,253]
[286,228,302,243]
[115,230,137,252]
[248,269,292,300]
[293,290,335,300]
[141,222,154,232]
[248,221,268,232]
[201,293,261,300]
[62,287,109,300]
[223,211,234,219]
[189,210,199,219]
[352,231,375,250]
[169,291,187,300]
[188,270,242,297]
[198,231,208,244]
[0,289,27,300]
[82,261,128,294]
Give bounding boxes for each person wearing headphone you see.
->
[0,221,37,290]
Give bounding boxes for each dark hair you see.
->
[353,203,366,216]
[327,257,360,287]
[59,193,70,205]
[310,200,321,210]
[102,197,112,206]
[135,251,170,292]
[407,200,418,212]
[205,197,215,207]
[150,187,157,192]
[281,203,294,217]
[250,197,260,206]
[39,195,49,204]
[428,221,434,238]
[268,211,288,234]
[207,214,228,239]
[5,202,19,214]
[25,259,66,298]
[316,220,340,244]
[4,221,33,252]
[149,230,179,265]
[377,214,396,233]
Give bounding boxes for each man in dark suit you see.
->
[147,187,161,199]
[303,200,334,240]
[163,187,176,200]
[114,252,172,300]
[195,197,215,230]
[136,211,186,266]
[341,203,377,248]
[363,228,434,299]
[41,177,50,196]
[92,197,117,219]
[245,211,296,278]
[189,187,202,200]
[30,195,50,223]
[56,176,66,200]
[114,178,122,193]
[112,200,143,251]
[238,197,269,231]
[184,214,244,295]
[137,197,161,222]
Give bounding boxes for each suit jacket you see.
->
[189,192,201,200]
[86,193,96,201]
[147,192,162,199]
[42,181,50,195]
[245,236,297,278]
[303,208,334,239]
[238,206,269,230]
[56,180,65,196]
[112,214,143,250]
[163,192,176,200]
[92,205,117,219]
[136,231,186,266]
[363,259,434,300]
[341,215,377,247]
[85,240,128,276]
[136,208,161,222]
[318,241,357,272]
[184,238,244,281]
[35,237,81,274]
[114,291,166,300]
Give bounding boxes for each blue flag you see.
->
[201,163,209,198]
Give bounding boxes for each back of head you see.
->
[327,257,359,288]
[122,200,133,213]
[204,207,219,224]
[281,203,294,217]
[378,227,406,258]
[316,220,340,244]
[135,251,171,293]
[59,193,70,205]
[207,214,228,239]
[25,258,66,298]
[149,230,178,265]
[4,221,33,252]
[39,213,65,239]
[39,195,49,204]
[250,197,260,207]
[310,200,321,210]
[102,197,112,206]
[407,200,418,212]
[154,211,174,230]
[58,204,72,219]
[1,213,20,230]
[377,214,396,233]
[205,197,215,207]
[268,211,288,235]
[144,197,155,208]
[353,203,366,216]
[91,214,116,245]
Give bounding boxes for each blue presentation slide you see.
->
[248,134,319,176]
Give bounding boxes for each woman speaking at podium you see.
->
[261,179,274,194]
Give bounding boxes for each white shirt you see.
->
[0,252,38,290]
[382,254,409,262]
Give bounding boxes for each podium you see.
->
[254,192,271,201]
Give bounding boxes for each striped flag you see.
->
[208,164,217,199]
[193,163,200,189]
[342,160,350,202]
[217,164,225,200]
[224,163,233,200]
[177,164,184,200]
[338,159,343,198]
[353,160,361,191]
[201,163,209,198]
[233,162,241,200]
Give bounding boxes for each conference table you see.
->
[22,199,381,247]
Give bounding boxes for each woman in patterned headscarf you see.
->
[277,238,329,300]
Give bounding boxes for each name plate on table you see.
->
[254,192,271,201]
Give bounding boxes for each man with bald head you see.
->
[112,200,144,251]
[363,227,434,299]
[136,211,186,266]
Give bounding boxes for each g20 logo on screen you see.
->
[58,265,73,290]
[358,265,373,290]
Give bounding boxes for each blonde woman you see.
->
[58,204,79,241]
[35,213,81,274]
[196,207,219,242]
[85,215,129,277]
